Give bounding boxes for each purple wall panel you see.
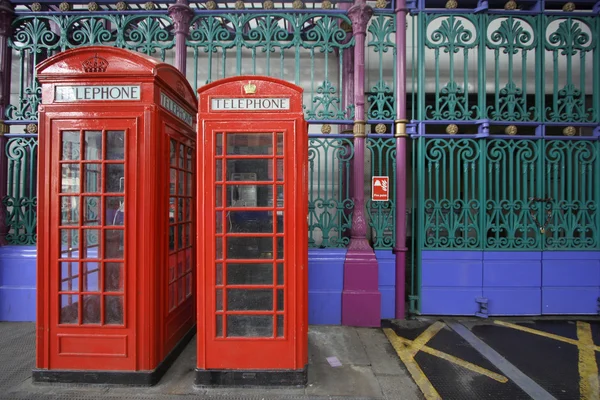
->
[421,288,481,315]
[484,288,541,315]
[308,249,346,324]
[0,246,37,321]
[542,288,600,315]
[375,250,395,319]
[483,254,542,287]
[542,260,600,287]
[421,252,483,287]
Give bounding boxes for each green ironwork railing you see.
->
[366,13,395,121]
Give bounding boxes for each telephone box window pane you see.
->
[277,237,284,259]
[277,315,284,337]
[187,147,193,170]
[178,171,185,195]
[186,172,192,195]
[60,229,79,259]
[82,229,100,259]
[227,185,273,207]
[62,131,80,160]
[105,230,124,259]
[228,211,273,233]
[227,315,272,337]
[227,289,272,311]
[61,164,80,193]
[276,133,283,155]
[84,131,102,160]
[216,263,223,285]
[177,256,184,277]
[106,131,125,160]
[216,289,223,311]
[215,160,222,182]
[226,133,273,155]
[105,197,124,226]
[105,262,124,292]
[277,263,284,285]
[215,212,222,233]
[179,144,185,168]
[216,315,223,337]
[185,223,191,246]
[216,133,223,155]
[185,199,191,220]
[170,139,176,166]
[61,197,79,225]
[216,239,223,260]
[169,197,176,222]
[227,160,269,181]
[276,159,284,181]
[277,289,284,311]
[60,294,79,324]
[277,214,284,234]
[178,198,184,222]
[186,273,192,297]
[84,164,101,193]
[276,185,284,207]
[170,169,176,194]
[227,263,272,285]
[177,224,183,249]
[178,278,184,304]
[60,262,79,291]
[106,164,125,193]
[83,196,100,226]
[226,237,272,259]
[215,186,222,207]
[82,294,101,324]
[105,296,123,325]
[82,262,99,291]
[186,248,192,272]
[168,284,175,310]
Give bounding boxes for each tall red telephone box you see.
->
[196,77,308,386]
[34,46,197,385]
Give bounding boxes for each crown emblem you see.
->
[82,54,109,73]
[244,82,256,94]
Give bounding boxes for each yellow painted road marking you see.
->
[385,323,508,400]
[576,322,600,400]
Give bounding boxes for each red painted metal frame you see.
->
[36,46,197,372]
[197,76,308,371]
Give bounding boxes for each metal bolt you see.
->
[504,0,517,10]
[263,0,274,9]
[235,0,245,10]
[446,124,458,135]
[31,2,42,12]
[26,123,38,134]
[563,2,575,11]
[59,2,71,11]
[206,0,217,10]
[321,124,332,134]
[292,0,304,9]
[375,123,387,134]
[322,0,332,9]
[563,126,576,136]
[505,125,517,135]
[144,1,155,10]
[116,1,127,11]
[375,0,388,8]
[88,2,99,11]
[445,0,458,9]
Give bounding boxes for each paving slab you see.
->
[308,325,371,366]
[305,364,383,398]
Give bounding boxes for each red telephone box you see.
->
[196,77,308,386]
[34,46,197,385]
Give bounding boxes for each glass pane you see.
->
[277,237,284,259]
[169,197,176,222]
[170,169,176,194]
[186,273,192,297]
[226,237,272,259]
[84,130,102,160]
[277,263,284,285]
[216,238,222,259]
[216,133,223,155]
[277,159,284,182]
[105,262,124,292]
[277,289,284,311]
[227,315,272,337]
[61,164,80,193]
[216,211,222,233]
[177,224,183,249]
[106,130,125,160]
[277,315,284,337]
[170,139,176,166]
[105,230,124,259]
[216,263,222,285]
[178,278,184,304]
[216,314,223,337]
[277,213,284,233]
[216,289,222,311]
[177,255,184,277]
[83,196,100,225]
[227,160,269,181]
[179,144,184,168]
[169,255,176,282]
[82,229,100,259]
[178,171,185,195]
[185,199,191,220]
[62,131,80,160]
[227,263,273,285]
[106,164,125,193]
[60,229,79,259]
[178,198,184,222]
[185,224,191,246]
[216,185,222,207]
[82,294,100,324]
[60,197,79,225]
[186,172,192,196]
[277,185,284,207]
[186,248,192,272]
[82,262,99,291]
[105,196,124,226]
[169,225,175,251]
[60,262,79,291]
[105,296,124,324]
[227,289,272,311]
[169,283,175,310]
[215,160,222,182]
[276,132,283,155]
[226,133,273,155]
[227,185,273,207]
[228,211,273,233]
[186,147,193,170]
[60,294,79,324]
[84,164,101,193]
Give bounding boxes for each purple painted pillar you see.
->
[0,1,14,245]
[394,0,409,319]
[168,0,194,75]
[342,0,380,327]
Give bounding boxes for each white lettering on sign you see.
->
[372,176,389,202]
[211,97,291,111]
[161,92,194,127]
[54,85,141,102]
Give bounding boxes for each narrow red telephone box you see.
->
[196,77,308,386]
[34,46,197,385]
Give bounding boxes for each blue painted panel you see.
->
[421,258,483,287]
[375,250,395,286]
[542,288,599,315]
[0,288,36,321]
[484,288,541,315]
[308,291,342,325]
[422,251,483,261]
[0,246,37,322]
[542,251,600,260]
[483,259,541,287]
[420,288,480,315]
[308,249,345,292]
[380,287,395,319]
[484,252,541,261]
[542,260,600,287]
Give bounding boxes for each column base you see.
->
[342,290,381,327]
[195,366,308,387]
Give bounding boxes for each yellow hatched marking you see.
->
[576,322,600,400]
[407,321,446,357]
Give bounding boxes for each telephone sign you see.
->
[372,176,389,201]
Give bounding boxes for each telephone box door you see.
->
[202,120,301,369]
